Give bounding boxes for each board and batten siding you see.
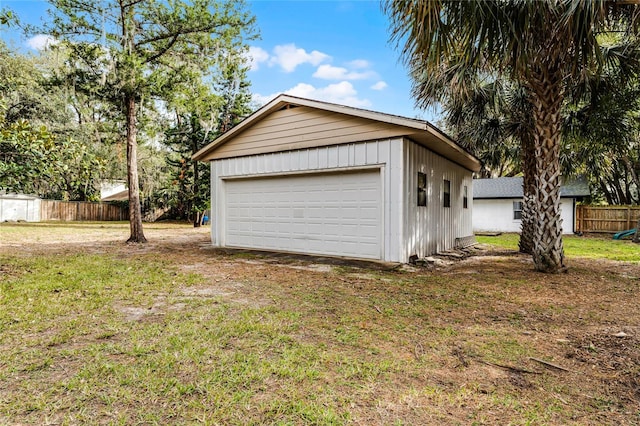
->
[205,106,412,161]
[210,137,476,263]
[402,139,474,259]
[210,138,406,262]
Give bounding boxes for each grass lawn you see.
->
[476,233,640,262]
[1,222,639,424]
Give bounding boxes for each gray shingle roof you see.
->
[473,177,590,199]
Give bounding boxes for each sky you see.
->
[0,0,438,122]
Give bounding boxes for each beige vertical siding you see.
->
[402,139,474,259]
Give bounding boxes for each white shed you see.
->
[0,193,41,222]
[100,180,128,201]
[193,95,481,263]
[473,177,590,234]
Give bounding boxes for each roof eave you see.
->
[193,94,434,161]
[193,94,481,172]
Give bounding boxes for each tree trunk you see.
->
[528,66,566,273]
[519,134,536,255]
[191,115,202,228]
[599,180,615,205]
[125,95,147,243]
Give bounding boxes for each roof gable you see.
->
[193,95,481,172]
[473,177,590,199]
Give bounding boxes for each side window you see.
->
[417,172,427,206]
[443,179,451,208]
[513,201,523,220]
[463,185,468,209]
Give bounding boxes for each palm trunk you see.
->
[528,66,566,273]
[125,94,147,243]
[519,134,536,255]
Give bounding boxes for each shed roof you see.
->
[193,94,481,172]
[0,192,40,200]
[101,189,129,202]
[473,177,590,199]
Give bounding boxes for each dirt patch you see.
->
[2,222,640,424]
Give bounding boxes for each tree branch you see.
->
[122,0,145,9]
[136,23,226,48]
[143,33,180,64]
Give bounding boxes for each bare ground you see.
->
[1,222,639,425]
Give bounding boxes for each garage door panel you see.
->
[224,170,382,259]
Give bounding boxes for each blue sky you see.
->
[0,0,438,121]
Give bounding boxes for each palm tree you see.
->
[385,0,640,272]
[443,77,537,254]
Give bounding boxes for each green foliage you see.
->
[0,119,56,194]
[562,74,640,205]
[46,0,256,113]
[0,118,105,200]
[0,2,257,215]
[385,1,640,109]
[0,9,14,26]
[215,58,254,134]
[0,42,71,129]
[0,43,105,200]
[163,116,211,220]
[44,0,256,236]
[443,77,528,177]
[0,42,105,200]
[163,50,254,221]
[442,55,640,205]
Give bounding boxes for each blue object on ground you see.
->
[613,229,637,240]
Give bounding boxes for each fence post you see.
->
[578,205,583,233]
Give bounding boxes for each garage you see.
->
[194,94,481,263]
[224,169,382,259]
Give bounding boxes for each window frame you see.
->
[513,201,523,220]
[463,185,468,209]
[443,179,451,208]
[417,172,427,207]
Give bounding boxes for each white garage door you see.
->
[224,169,382,259]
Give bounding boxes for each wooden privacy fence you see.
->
[576,205,640,233]
[40,200,127,222]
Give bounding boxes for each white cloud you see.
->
[246,46,270,71]
[371,81,388,91]
[251,92,278,106]
[348,59,371,69]
[312,64,376,81]
[289,81,371,108]
[26,34,58,51]
[269,43,330,73]
[253,81,371,109]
